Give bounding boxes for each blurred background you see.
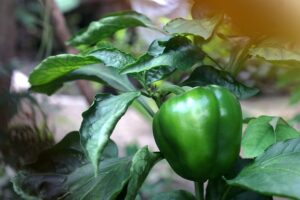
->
[0,0,300,199]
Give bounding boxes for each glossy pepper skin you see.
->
[153,85,242,181]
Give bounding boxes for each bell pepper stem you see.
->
[194,181,204,200]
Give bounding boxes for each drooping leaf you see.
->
[150,190,197,200]
[12,132,120,200]
[227,138,300,199]
[164,16,221,40]
[121,45,204,74]
[30,64,135,95]
[13,133,161,200]
[68,11,156,46]
[181,65,259,99]
[89,48,136,69]
[80,92,140,173]
[29,54,100,85]
[13,157,132,200]
[124,147,162,200]
[242,116,299,158]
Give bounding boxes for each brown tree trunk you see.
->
[44,0,95,104]
[0,0,17,131]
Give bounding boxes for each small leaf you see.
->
[124,147,162,200]
[242,116,299,158]
[148,36,192,57]
[68,11,156,46]
[182,65,259,99]
[164,16,221,40]
[80,92,140,173]
[228,138,300,199]
[150,190,197,200]
[30,64,135,95]
[250,46,300,66]
[89,48,136,69]
[121,45,204,74]
[29,54,100,85]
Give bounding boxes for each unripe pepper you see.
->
[153,85,242,181]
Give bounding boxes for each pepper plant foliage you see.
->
[13,9,300,200]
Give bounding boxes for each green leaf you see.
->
[144,66,176,85]
[182,65,259,99]
[228,138,300,199]
[89,48,136,69]
[148,36,192,57]
[13,158,132,200]
[121,45,204,74]
[126,36,193,84]
[68,11,155,46]
[80,92,140,173]
[30,64,135,95]
[250,46,300,66]
[242,116,299,158]
[12,135,161,200]
[12,132,120,200]
[29,54,100,85]
[164,16,221,40]
[124,147,162,200]
[150,190,197,200]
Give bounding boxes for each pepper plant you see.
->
[12,4,300,200]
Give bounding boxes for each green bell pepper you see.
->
[153,85,242,181]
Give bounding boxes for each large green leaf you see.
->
[228,138,300,199]
[124,147,162,200]
[30,64,135,95]
[89,47,136,69]
[125,36,194,85]
[68,11,156,46]
[150,190,197,200]
[29,54,100,85]
[181,65,259,99]
[121,45,204,74]
[163,16,221,40]
[80,92,140,173]
[242,116,299,158]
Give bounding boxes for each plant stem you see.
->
[220,186,231,200]
[204,52,223,70]
[194,181,204,200]
[232,40,252,77]
[137,97,155,118]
